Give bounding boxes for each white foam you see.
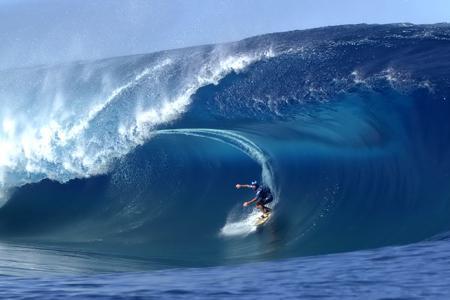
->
[128,49,276,144]
[220,210,261,236]
[0,47,276,206]
[65,59,173,142]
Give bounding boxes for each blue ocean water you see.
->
[2,237,450,299]
[0,23,449,298]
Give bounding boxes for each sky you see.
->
[0,0,449,70]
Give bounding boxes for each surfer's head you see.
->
[251,180,259,190]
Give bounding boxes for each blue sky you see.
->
[0,0,449,69]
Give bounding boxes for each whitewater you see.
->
[0,23,450,299]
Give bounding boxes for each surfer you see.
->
[236,181,273,216]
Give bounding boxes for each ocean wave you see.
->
[0,24,449,266]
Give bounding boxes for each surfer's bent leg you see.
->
[256,200,265,213]
[262,197,273,214]
[257,198,271,214]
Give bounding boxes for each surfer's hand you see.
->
[243,201,248,207]
[236,184,241,189]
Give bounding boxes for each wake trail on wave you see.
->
[155,128,278,236]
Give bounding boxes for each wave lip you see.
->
[0,46,275,205]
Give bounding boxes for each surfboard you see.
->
[255,211,271,226]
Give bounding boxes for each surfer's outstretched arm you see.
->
[235,184,253,189]
[243,197,257,207]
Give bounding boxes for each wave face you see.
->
[0,24,450,267]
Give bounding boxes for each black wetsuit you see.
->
[255,185,273,207]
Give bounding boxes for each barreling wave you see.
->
[0,45,275,200]
[0,23,450,267]
[155,128,278,236]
